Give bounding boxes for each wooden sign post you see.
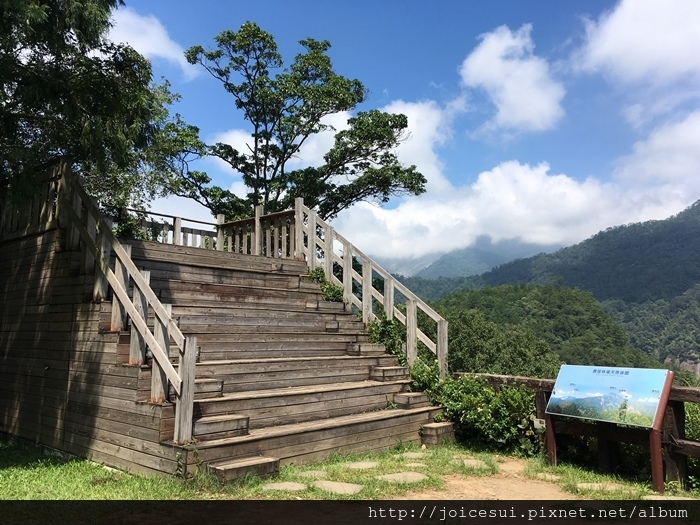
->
[545,365,675,493]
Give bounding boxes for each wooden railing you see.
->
[292,199,449,376]
[0,170,60,240]
[467,373,700,489]
[105,199,449,376]
[124,208,218,249]
[1,162,197,444]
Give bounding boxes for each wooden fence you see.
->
[469,373,700,489]
[122,199,449,376]
[1,162,197,444]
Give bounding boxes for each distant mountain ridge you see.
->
[413,236,561,279]
[465,201,700,304]
[399,200,700,377]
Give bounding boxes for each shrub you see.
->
[410,360,540,455]
[308,268,345,303]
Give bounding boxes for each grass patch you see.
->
[2,438,698,500]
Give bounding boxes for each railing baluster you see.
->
[151,304,171,403]
[111,244,131,331]
[362,258,372,323]
[129,270,150,366]
[174,335,197,444]
[406,299,417,366]
[93,218,111,302]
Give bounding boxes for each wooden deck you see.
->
[0,230,443,479]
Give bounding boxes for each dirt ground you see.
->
[392,457,580,500]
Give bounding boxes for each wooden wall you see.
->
[0,226,182,478]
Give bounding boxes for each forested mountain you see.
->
[467,201,700,303]
[400,201,700,376]
[433,284,660,372]
[412,236,560,279]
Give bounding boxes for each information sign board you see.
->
[545,365,671,428]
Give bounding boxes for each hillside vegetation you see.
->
[433,283,660,374]
[401,201,700,373]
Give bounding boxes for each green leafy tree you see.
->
[183,22,426,220]
[1,0,205,209]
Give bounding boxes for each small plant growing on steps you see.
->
[308,268,345,303]
[367,309,407,366]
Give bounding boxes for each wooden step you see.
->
[370,366,409,381]
[127,240,309,276]
[195,355,399,392]
[208,455,280,483]
[347,342,386,356]
[421,421,456,445]
[168,378,223,400]
[393,392,431,409]
[193,414,249,441]
[182,406,442,470]
[193,380,411,428]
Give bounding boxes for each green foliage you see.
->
[1,1,207,211]
[434,283,659,370]
[367,310,406,365]
[414,370,540,454]
[308,268,344,303]
[185,22,426,221]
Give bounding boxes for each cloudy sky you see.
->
[108,0,700,264]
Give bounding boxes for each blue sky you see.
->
[108,1,700,264]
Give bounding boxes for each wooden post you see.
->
[663,401,687,488]
[383,278,394,320]
[343,242,353,306]
[110,244,132,331]
[294,198,304,261]
[174,335,198,444]
[173,217,182,245]
[254,205,262,256]
[81,198,98,274]
[406,298,417,366]
[93,217,112,302]
[597,422,620,473]
[151,304,171,404]
[437,319,449,377]
[216,214,225,251]
[650,370,675,493]
[362,258,372,323]
[545,412,557,466]
[129,270,150,366]
[323,223,333,281]
[307,208,317,269]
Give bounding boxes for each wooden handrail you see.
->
[54,162,196,444]
[293,198,449,377]
[92,197,449,377]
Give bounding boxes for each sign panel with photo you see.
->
[545,365,671,428]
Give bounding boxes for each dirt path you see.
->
[392,457,580,500]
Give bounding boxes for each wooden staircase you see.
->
[115,240,441,480]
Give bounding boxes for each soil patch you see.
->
[392,457,580,500]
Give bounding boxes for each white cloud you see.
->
[574,0,700,125]
[381,99,457,194]
[109,7,198,81]
[576,0,700,86]
[334,161,620,259]
[612,110,700,215]
[460,24,565,134]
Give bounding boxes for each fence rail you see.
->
[1,163,197,444]
[117,199,450,376]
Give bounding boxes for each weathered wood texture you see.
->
[0,229,179,478]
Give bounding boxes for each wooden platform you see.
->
[1,233,443,479]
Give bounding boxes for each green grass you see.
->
[1,438,698,500]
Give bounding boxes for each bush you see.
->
[410,360,540,455]
[308,268,345,303]
[367,310,406,365]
